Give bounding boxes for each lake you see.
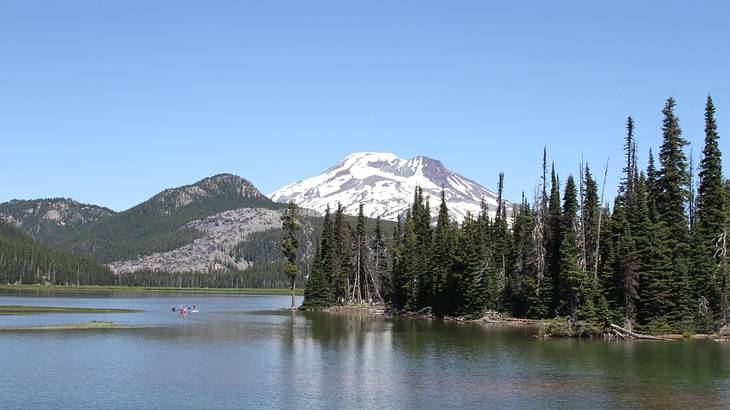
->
[1,290,729,409]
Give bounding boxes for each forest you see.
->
[302,96,728,335]
[0,221,114,285]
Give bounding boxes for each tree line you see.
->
[0,221,114,285]
[302,96,728,335]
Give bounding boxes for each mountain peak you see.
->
[270,152,506,223]
[147,173,271,216]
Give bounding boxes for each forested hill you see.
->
[53,174,285,263]
[0,221,113,285]
[0,198,115,243]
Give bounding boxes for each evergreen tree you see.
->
[546,165,562,314]
[400,212,419,311]
[321,205,341,303]
[529,148,552,318]
[513,194,534,317]
[280,201,302,309]
[558,176,585,319]
[656,97,693,331]
[414,188,433,310]
[581,166,600,280]
[301,243,332,310]
[646,149,659,224]
[625,172,651,330]
[430,190,456,315]
[693,95,726,330]
[353,204,371,303]
[457,213,490,318]
[333,204,352,303]
[492,173,514,310]
[371,217,388,304]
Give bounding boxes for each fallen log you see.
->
[413,307,431,316]
[612,329,626,339]
[610,323,661,340]
[659,334,684,340]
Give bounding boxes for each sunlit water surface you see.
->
[1,290,729,409]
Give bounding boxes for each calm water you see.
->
[1,291,729,409]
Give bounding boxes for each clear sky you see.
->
[1,1,728,211]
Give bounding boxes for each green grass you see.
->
[0,305,142,315]
[0,321,149,331]
[0,284,303,296]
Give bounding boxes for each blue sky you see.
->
[1,1,728,211]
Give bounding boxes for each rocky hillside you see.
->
[0,198,115,243]
[108,208,288,274]
[270,152,510,223]
[55,174,285,263]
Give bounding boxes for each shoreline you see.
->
[0,284,302,296]
[314,304,730,341]
[0,320,151,332]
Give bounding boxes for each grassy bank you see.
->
[0,321,149,331]
[0,284,302,296]
[0,305,142,315]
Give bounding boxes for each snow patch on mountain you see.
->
[270,152,509,223]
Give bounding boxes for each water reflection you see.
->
[1,292,730,409]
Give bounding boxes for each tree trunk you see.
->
[290,276,296,309]
[610,323,660,340]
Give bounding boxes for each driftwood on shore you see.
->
[609,323,661,340]
[481,311,541,326]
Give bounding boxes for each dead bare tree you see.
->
[715,230,728,328]
[594,159,610,281]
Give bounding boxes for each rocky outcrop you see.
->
[107,208,283,274]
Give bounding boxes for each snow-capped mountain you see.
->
[270,152,509,223]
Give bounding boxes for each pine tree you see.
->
[413,187,433,310]
[280,201,302,309]
[646,149,659,224]
[581,166,600,281]
[625,172,651,330]
[353,204,371,303]
[693,95,726,330]
[371,217,388,304]
[492,173,514,311]
[557,176,584,319]
[656,97,693,331]
[301,243,332,310]
[333,204,351,303]
[430,190,455,315]
[513,194,534,317]
[320,205,339,303]
[400,212,419,311]
[530,148,552,318]
[546,164,562,314]
[478,199,500,310]
[457,213,490,318]
[390,215,405,310]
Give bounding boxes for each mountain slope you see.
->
[56,174,284,263]
[0,220,112,285]
[270,152,508,222]
[0,198,115,243]
[108,208,286,274]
